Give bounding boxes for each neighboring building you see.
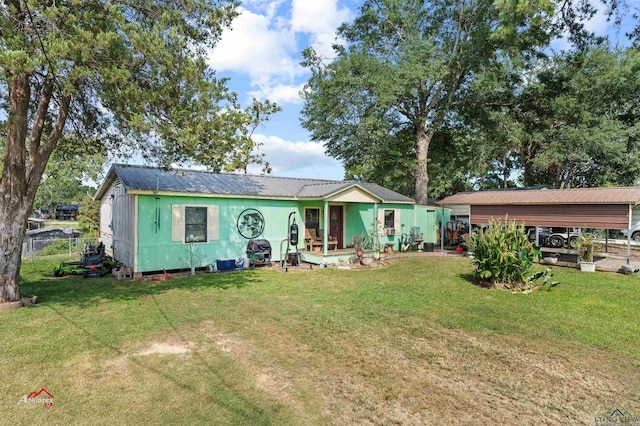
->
[55,203,81,221]
[23,226,82,257]
[27,217,46,230]
[95,164,440,273]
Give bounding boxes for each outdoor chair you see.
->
[305,229,338,251]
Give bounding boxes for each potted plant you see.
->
[351,234,364,257]
[351,233,375,265]
[575,233,600,272]
[360,254,375,266]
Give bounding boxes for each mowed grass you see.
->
[2,256,639,425]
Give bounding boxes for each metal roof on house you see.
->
[95,164,414,203]
[439,186,640,205]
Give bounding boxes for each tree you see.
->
[482,46,640,188]
[33,136,106,217]
[77,194,100,234]
[301,0,551,204]
[301,0,640,201]
[0,0,279,303]
[34,177,91,217]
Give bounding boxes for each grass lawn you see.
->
[2,256,639,425]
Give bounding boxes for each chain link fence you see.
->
[23,236,98,261]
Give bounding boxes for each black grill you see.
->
[246,239,271,254]
[246,239,272,267]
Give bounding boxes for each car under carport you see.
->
[439,186,640,264]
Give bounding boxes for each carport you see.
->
[439,186,640,264]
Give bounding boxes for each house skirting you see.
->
[299,248,375,265]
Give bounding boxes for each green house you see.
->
[95,164,439,273]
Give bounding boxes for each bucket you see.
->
[288,253,299,266]
[424,242,435,252]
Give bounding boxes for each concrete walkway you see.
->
[594,255,640,273]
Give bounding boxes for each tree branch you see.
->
[28,72,55,166]
[3,71,31,184]
[26,95,71,199]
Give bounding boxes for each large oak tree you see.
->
[514,47,640,188]
[0,0,278,303]
[300,0,552,204]
[300,0,639,202]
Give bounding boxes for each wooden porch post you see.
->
[374,202,379,252]
[323,200,329,256]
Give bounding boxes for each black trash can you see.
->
[288,252,299,266]
[424,242,435,252]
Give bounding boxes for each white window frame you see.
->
[378,208,400,234]
[172,204,219,243]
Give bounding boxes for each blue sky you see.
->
[203,0,635,181]
[207,0,361,180]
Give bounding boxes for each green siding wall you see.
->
[345,203,374,247]
[134,196,438,272]
[343,203,436,249]
[414,205,438,243]
[137,195,302,272]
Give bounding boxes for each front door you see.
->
[329,205,344,248]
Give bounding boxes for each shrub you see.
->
[470,219,540,287]
[78,194,100,233]
[39,239,71,256]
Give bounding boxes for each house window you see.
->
[185,206,207,242]
[384,210,395,229]
[305,208,320,232]
[172,204,219,243]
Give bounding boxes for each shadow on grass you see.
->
[20,269,264,308]
[458,271,478,285]
[45,298,278,424]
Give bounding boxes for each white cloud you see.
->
[584,1,610,35]
[291,0,351,57]
[208,1,353,104]
[208,7,301,81]
[247,82,305,105]
[241,0,287,18]
[207,2,351,180]
[248,134,344,179]
[551,0,624,51]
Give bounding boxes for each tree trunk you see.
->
[414,126,434,205]
[0,71,30,303]
[0,197,30,303]
[0,68,70,303]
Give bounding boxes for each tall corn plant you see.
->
[470,219,540,287]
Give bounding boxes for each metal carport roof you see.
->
[439,187,640,230]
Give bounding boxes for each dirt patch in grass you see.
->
[176,292,640,425]
[301,325,640,425]
[201,320,298,404]
[195,308,639,425]
[137,342,192,356]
